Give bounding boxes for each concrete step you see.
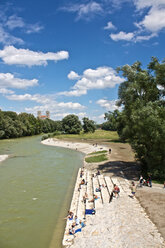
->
[92,176,103,209]
[98,175,110,203]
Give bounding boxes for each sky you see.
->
[0,0,165,123]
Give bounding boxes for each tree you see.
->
[117,58,165,178]
[102,110,119,131]
[62,114,82,134]
[82,117,96,133]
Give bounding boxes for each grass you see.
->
[85,154,108,163]
[88,150,107,155]
[54,130,119,141]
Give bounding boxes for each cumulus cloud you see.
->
[108,0,165,43]
[134,0,165,10]
[53,112,86,120]
[0,73,38,89]
[137,8,165,33]
[0,88,14,94]
[59,66,124,97]
[61,1,103,21]
[96,99,121,111]
[5,93,85,115]
[0,46,69,66]
[110,31,134,41]
[68,71,80,80]
[104,21,116,30]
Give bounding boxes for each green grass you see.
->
[88,150,107,155]
[85,154,108,163]
[54,130,119,141]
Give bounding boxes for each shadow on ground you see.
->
[98,160,141,181]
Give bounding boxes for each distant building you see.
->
[37,111,50,120]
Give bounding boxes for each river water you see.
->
[0,135,84,248]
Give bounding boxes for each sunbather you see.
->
[64,211,74,220]
[113,184,120,198]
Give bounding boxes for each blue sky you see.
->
[0,0,165,123]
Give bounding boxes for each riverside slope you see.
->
[42,138,165,248]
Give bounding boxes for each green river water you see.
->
[0,135,84,248]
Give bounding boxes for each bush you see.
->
[41,134,49,141]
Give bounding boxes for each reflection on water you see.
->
[0,136,84,248]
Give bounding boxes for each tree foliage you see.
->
[82,117,96,133]
[62,114,82,134]
[116,57,165,178]
[102,110,119,131]
[0,110,62,139]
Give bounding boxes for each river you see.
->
[0,135,84,248]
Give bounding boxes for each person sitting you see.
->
[80,220,86,228]
[74,215,80,225]
[83,192,88,203]
[64,211,74,220]
[95,186,101,192]
[130,181,136,198]
[139,175,143,187]
[78,179,85,190]
[88,194,98,202]
[80,169,84,178]
[113,184,120,198]
[69,224,75,235]
[96,170,100,176]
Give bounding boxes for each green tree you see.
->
[82,117,96,133]
[102,110,119,131]
[117,58,165,178]
[62,114,82,134]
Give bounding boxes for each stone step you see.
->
[104,176,113,196]
[98,175,110,203]
[92,176,103,209]
[86,171,94,210]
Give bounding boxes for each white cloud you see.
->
[138,8,165,33]
[0,46,69,66]
[134,0,165,34]
[0,73,38,89]
[6,94,49,103]
[59,89,87,97]
[59,66,124,97]
[104,21,116,30]
[108,0,165,43]
[53,112,86,120]
[135,33,157,42]
[96,99,121,111]
[110,31,134,41]
[0,25,24,45]
[26,23,44,34]
[0,88,14,94]
[6,93,85,115]
[61,2,103,20]
[68,71,80,80]
[6,15,24,30]
[134,0,165,10]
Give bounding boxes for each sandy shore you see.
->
[41,138,109,155]
[0,155,9,163]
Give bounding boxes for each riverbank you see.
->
[42,137,165,247]
[41,138,109,155]
[0,154,9,163]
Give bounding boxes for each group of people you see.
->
[139,175,152,187]
[64,211,86,235]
